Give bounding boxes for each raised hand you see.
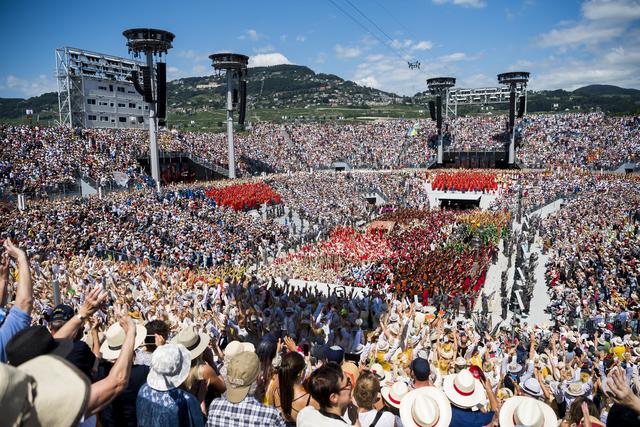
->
[79,286,109,318]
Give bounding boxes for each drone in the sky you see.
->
[407,60,421,70]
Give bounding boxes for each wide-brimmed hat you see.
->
[389,313,400,323]
[171,324,210,360]
[612,336,624,346]
[566,382,585,397]
[226,351,260,403]
[499,396,557,427]
[370,363,387,381]
[352,343,365,354]
[443,369,486,409]
[520,377,544,397]
[400,386,452,427]
[147,344,191,391]
[6,326,74,366]
[414,312,426,328]
[382,381,410,409]
[389,323,401,336]
[100,321,147,361]
[0,355,90,427]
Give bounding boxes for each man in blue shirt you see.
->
[0,238,33,363]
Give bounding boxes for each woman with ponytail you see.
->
[267,351,318,426]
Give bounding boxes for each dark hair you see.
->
[145,319,171,352]
[567,397,599,425]
[607,403,640,427]
[278,352,306,420]
[255,339,278,403]
[305,362,344,409]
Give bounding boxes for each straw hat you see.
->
[377,340,390,352]
[566,382,585,397]
[0,355,90,427]
[454,357,467,368]
[381,381,410,409]
[400,386,452,427]
[100,321,147,361]
[499,396,557,427]
[443,369,486,409]
[170,324,210,360]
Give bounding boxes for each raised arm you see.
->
[4,239,33,315]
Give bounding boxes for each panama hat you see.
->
[454,357,467,368]
[377,340,389,352]
[400,386,452,427]
[499,396,557,427]
[171,324,210,360]
[147,344,191,391]
[520,377,544,397]
[100,321,147,361]
[382,381,410,409]
[566,382,585,397]
[612,336,624,346]
[443,369,486,409]
[0,355,90,427]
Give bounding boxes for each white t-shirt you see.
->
[297,406,348,427]
[358,409,395,427]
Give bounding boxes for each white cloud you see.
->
[296,35,306,42]
[412,41,434,51]
[355,76,380,88]
[335,44,362,59]
[537,1,639,49]
[457,73,496,88]
[538,24,624,47]
[439,52,467,62]
[249,53,291,67]
[432,0,486,8]
[254,45,275,53]
[280,34,288,42]
[582,0,640,22]
[238,29,265,41]
[0,74,57,98]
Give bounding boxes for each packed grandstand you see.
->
[0,110,639,427]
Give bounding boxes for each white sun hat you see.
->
[381,381,410,409]
[400,386,452,427]
[147,344,191,391]
[499,396,557,427]
[443,369,487,409]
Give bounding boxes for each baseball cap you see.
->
[226,351,260,403]
[411,357,430,381]
[325,345,345,364]
[51,304,75,322]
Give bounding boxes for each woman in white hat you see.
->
[172,324,226,412]
[400,386,452,427]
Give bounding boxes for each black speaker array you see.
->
[238,79,247,127]
[156,62,167,120]
[517,96,526,118]
[436,95,443,132]
[142,66,153,104]
[508,91,516,132]
[428,101,436,121]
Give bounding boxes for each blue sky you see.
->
[0,0,638,98]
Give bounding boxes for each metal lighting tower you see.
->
[123,28,175,189]
[498,71,529,165]
[427,77,456,165]
[209,53,248,179]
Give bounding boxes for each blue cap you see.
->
[325,345,345,364]
[410,357,430,381]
